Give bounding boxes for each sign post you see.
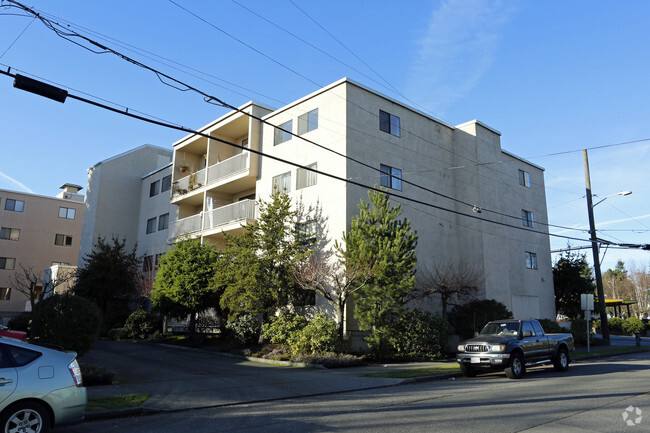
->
[581,294,595,353]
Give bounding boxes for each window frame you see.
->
[0,227,20,241]
[4,199,24,212]
[0,257,16,270]
[150,180,161,197]
[54,234,73,247]
[522,209,535,228]
[296,163,317,190]
[518,169,531,188]
[274,120,293,145]
[525,251,538,270]
[379,110,401,137]
[272,171,292,193]
[161,175,172,193]
[0,287,10,301]
[298,108,318,135]
[58,207,76,219]
[146,217,157,234]
[158,213,169,231]
[380,164,403,191]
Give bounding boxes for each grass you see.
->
[365,364,460,378]
[573,345,650,359]
[86,394,150,412]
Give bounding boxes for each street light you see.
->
[583,149,632,345]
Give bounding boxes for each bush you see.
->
[389,309,451,360]
[226,314,260,344]
[537,319,564,334]
[124,310,160,339]
[570,319,591,347]
[80,365,114,386]
[32,294,101,356]
[290,314,338,355]
[449,299,513,339]
[7,315,30,332]
[622,317,644,334]
[292,352,364,368]
[101,299,132,334]
[261,313,308,345]
[608,317,624,332]
[107,327,128,340]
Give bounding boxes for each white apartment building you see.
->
[0,184,85,318]
[169,78,556,334]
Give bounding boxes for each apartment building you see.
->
[0,184,84,318]
[169,78,556,334]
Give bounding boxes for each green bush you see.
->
[389,309,451,360]
[449,299,513,339]
[608,317,624,332]
[107,327,128,340]
[261,312,308,345]
[7,315,31,333]
[124,310,160,339]
[290,314,338,355]
[622,317,644,334]
[537,319,565,334]
[32,294,101,356]
[570,319,591,347]
[226,314,260,344]
[292,352,364,368]
[80,365,114,386]
[101,299,132,334]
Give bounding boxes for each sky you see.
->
[0,0,649,272]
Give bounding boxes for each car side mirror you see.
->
[522,330,532,338]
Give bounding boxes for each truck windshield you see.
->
[480,322,519,336]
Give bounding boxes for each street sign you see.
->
[581,294,594,311]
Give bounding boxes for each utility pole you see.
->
[583,149,610,344]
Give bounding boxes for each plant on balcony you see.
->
[179,165,189,173]
[171,184,187,196]
[188,173,201,190]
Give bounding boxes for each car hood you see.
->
[460,335,517,345]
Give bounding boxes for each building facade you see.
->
[0,184,85,318]
[169,78,556,332]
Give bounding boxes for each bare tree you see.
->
[412,261,484,319]
[293,247,377,341]
[628,263,649,318]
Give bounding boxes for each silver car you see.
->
[0,338,87,433]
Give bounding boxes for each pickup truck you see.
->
[456,319,574,379]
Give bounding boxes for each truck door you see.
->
[520,321,545,361]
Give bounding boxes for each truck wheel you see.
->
[505,353,525,379]
[460,364,477,377]
[553,347,570,372]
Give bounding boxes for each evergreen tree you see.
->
[552,250,595,319]
[342,189,418,352]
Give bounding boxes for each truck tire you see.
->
[553,347,570,372]
[460,364,477,377]
[505,352,525,379]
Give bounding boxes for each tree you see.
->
[628,264,650,319]
[552,250,596,319]
[411,261,483,319]
[219,190,315,318]
[73,236,140,318]
[341,189,418,352]
[151,238,221,338]
[604,260,645,318]
[449,299,513,339]
[292,248,378,342]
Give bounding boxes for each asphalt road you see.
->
[64,350,650,433]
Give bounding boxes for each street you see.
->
[65,351,650,432]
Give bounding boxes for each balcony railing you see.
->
[207,152,249,186]
[203,199,256,231]
[169,213,203,239]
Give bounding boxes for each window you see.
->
[158,213,169,231]
[298,109,318,135]
[296,220,317,246]
[150,180,160,197]
[143,255,154,272]
[0,288,10,301]
[522,209,534,228]
[54,234,73,246]
[522,321,535,337]
[161,175,172,193]
[296,163,317,190]
[274,120,293,145]
[58,207,76,219]
[272,172,291,192]
[380,164,402,190]
[0,227,20,241]
[146,217,157,234]
[6,345,41,366]
[0,258,15,270]
[532,321,545,336]
[518,169,531,188]
[379,110,400,137]
[5,199,24,212]
[525,252,538,270]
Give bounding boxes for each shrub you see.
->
[608,317,624,332]
[537,319,564,334]
[32,294,101,356]
[101,299,132,334]
[124,310,160,339]
[389,309,451,360]
[226,314,260,344]
[107,327,128,340]
[292,352,364,368]
[80,365,114,386]
[622,317,644,334]
[290,314,338,355]
[449,299,513,339]
[570,319,591,347]
[7,315,31,332]
[261,313,308,345]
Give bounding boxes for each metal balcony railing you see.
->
[169,213,203,239]
[206,152,249,186]
[203,199,256,231]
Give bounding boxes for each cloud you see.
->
[0,171,34,193]
[405,0,518,115]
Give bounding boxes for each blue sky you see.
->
[1,0,649,271]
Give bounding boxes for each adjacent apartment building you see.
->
[0,184,85,319]
[169,78,556,336]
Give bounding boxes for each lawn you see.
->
[86,394,150,412]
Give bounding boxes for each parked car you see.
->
[0,325,27,341]
[456,319,574,379]
[0,337,86,432]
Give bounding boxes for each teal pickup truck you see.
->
[456,319,574,379]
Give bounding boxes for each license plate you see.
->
[471,357,480,364]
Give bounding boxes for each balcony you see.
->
[203,199,256,231]
[169,213,203,240]
[207,152,249,185]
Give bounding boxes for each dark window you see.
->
[0,258,16,270]
[58,207,76,219]
[161,175,172,192]
[5,199,24,212]
[146,217,157,234]
[522,321,536,337]
[158,213,169,231]
[532,321,545,336]
[6,345,41,367]
[150,180,161,197]
[298,109,318,135]
[522,210,534,228]
[379,110,400,137]
[525,252,538,270]
[54,234,73,246]
[0,288,10,300]
[380,164,402,190]
[519,169,531,188]
[0,228,20,241]
[274,120,293,145]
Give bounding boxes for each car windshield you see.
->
[480,322,519,336]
